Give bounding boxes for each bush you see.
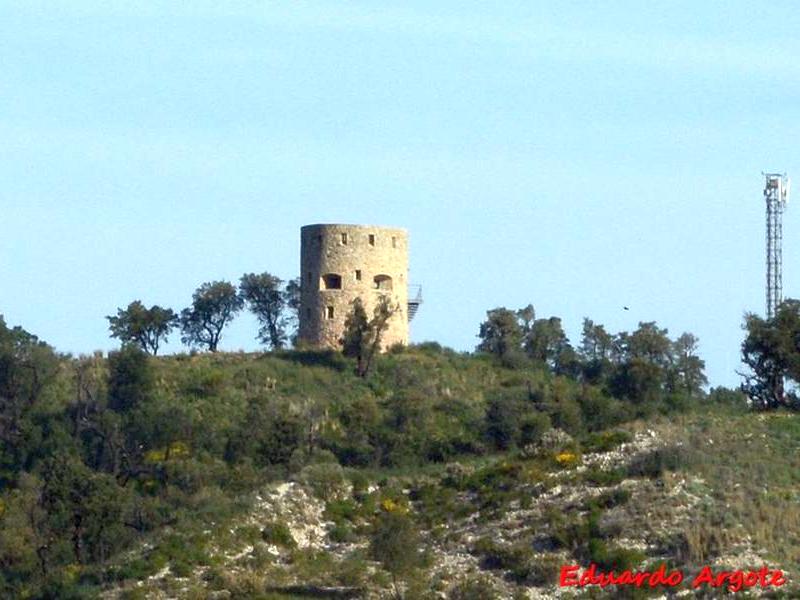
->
[583,467,625,487]
[578,389,624,431]
[472,538,555,584]
[107,346,154,413]
[370,511,424,582]
[467,461,523,493]
[537,428,575,454]
[519,412,552,446]
[288,447,339,473]
[549,397,583,435]
[442,462,475,489]
[525,555,562,585]
[297,462,348,501]
[448,574,502,599]
[590,540,646,572]
[485,390,525,450]
[261,521,296,548]
[583,430,632,453]
[590,488,632,509]
[707,387,748,409]
[324,498,359,524]
[627,446,692,479]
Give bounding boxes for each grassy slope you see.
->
[100,351,799,599]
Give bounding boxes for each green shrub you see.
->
[472,538,550,583]
[627,445,692,479]
[329,522,357,543]
[519,412,552,446]
[525,555,562,586]
[348,470,370,497]
[578,389,624,431]
[297,462,348,501]
[448,574,501,599]
[590,488,632,509]
[370,511,423,581]
[583,467,625,487]
[583,430,632,453]
[324,498,359,524]
[336,554,369,586]
[590,540,646,572]
[467,461,523,493]
[261,521,296,548]
[549,397,583,435]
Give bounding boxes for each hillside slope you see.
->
[103,406,800,599]
[2,343,796,599]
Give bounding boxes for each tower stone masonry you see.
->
[298,224,409,349]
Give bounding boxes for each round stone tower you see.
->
[298,224,409,349]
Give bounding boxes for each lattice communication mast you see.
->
[764,173,790,319]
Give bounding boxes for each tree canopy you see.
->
[107,301,177,355]
[341,296,397,377]
[476,305,707,410]
[239,272,288,349]
[740,299,800,409]
[179,281,243,352]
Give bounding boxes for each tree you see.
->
[283,277,302,344]
[579,318,614,383]
[524,316,572,370]
[239,272,288,349]
[106,301,177,355]
[370,510,423,599]
[579,318,613,362]
[609,321,676,406]
[0,316,59,479]
[179,281,243,351]
[476,307,523,360]
[485,390,524,450]
[517,304,536,335]
[37,455,129,565]
[740,300,800,409]
[341,296,397,378]
[107,345,154,414]
[625,321,673,367]
[670,333,707,396]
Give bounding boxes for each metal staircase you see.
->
[408,285,423,322]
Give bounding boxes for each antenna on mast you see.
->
[763,172,789,320]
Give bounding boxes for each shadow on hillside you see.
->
[272,349,350,372]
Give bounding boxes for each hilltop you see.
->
[2,335,798,599]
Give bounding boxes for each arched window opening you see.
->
[373,274,393,290]
[321,273,342,290]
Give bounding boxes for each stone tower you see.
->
[298,224,409,349]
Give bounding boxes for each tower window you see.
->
[307,272,312,284]
[374,274,393,290]
[368,234,375,246]
[392,236,397,248]
[321,273,342,290]
[355,270,362,281]
[317,234,322,244]
[326,306,334,319]
[305,308,311,319]
[341,232,348,245]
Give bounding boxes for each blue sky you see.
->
[3,1,800,387]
